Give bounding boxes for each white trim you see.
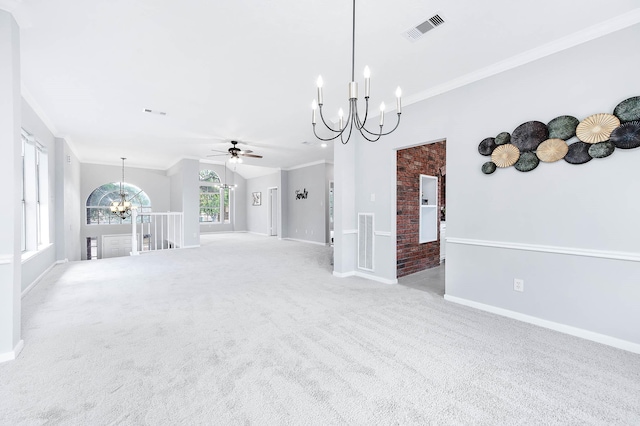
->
[0,340,24,363]
[0,255,12,265]
[333,270,397,285]
[447,237,640,262]
[404,8,640,109]
[21,261,57,298]
[283,160,327,171]
[247,231,269,237]
[283,238,328,247]
[444,295,640,355]
[21,243,54,264]
[181,245,200,249]
[342,229,357,235]
[374,231,392,237]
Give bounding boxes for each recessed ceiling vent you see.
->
[143,108,167,116]
[403,14,446,42]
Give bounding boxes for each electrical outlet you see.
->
[514,278,524,292]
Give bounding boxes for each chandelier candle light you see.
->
[110,157,133,219]
[312,0,401,144]
[214,160,238,190]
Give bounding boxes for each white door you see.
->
[269,188,278,236]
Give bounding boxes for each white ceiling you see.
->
[6,0,640,177]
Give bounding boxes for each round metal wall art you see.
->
[479,95,639,175]
[511,121,549,152]
[564,142,592,164]
[588,141,615,158]
[491,144,520,168]
[613,96,640,123]
[547,115,579,140]
[478,137,497,156]
[536,138,568,162]
[495,132,511,145]
[576,113,620,143]
[481,162,497,174]
[514,152,539,172]
[609,121,640,149]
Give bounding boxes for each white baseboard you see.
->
[283,238,328,247]
[182,245,200,249]
[333,270,398,285]
[0,340,24,363]
[21,261,58,299]
[444,295,640,354]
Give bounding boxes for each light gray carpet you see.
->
[1,233,639,425]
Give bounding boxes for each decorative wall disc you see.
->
[564,142,592,164]
[478,137,497,156]
[547,115,579,140]
[481,162,497,174]
[536,138,568,162]
[588,141,615,158]
[514,152,539,172]
[495,132,511,145]
[576,113,620,143]
[613,96,640,123]
[609,121,640,149]
[511,121,549,152]
[491,144,520,168]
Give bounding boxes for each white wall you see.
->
[340,24,640,346]
[246,172,280,236]
[285,163,330,244]
[0,10,22,359]
[55,137,81,261]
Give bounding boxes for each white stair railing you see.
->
[130,209,184,255]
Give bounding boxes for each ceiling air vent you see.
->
[403,14,446,42]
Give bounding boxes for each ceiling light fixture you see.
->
[110,157,133,219]
[214,160,238,190]
[311,0,401,144]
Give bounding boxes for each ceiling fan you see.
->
[207,141,263,163]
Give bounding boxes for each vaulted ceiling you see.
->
[6,0,640,176]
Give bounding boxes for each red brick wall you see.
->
[397,141,446,277]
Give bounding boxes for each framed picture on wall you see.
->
[252,192,261,206]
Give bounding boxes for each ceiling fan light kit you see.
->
[312,0,402,144]
[207,140,263,164]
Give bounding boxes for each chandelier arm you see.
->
[340,115,352,144]
[358,113,402,137]
[318,105,343,133]
[312,125,347,142]
[353,98,370,130]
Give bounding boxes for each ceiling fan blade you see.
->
[206,153,230,157]
[241,153,263,158]
[210,148,230,153]
[238,149,253,154]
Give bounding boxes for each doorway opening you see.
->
[268,187,278,237]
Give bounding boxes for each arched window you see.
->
[86,182,151,224]
[199,169,230,223]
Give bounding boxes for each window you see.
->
[21,130,49,253]
[86,183,151,225]
[199,169,231,223]
[86,237,98,260]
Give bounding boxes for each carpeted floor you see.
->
[1,233,639,425]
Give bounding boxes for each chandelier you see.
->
[214,160,237,190]
[110,157,133,219]
[312,0,402,144]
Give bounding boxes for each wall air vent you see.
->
[403,14,446,42]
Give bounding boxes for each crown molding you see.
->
[404,8,640,108]
[0,0,32,28]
